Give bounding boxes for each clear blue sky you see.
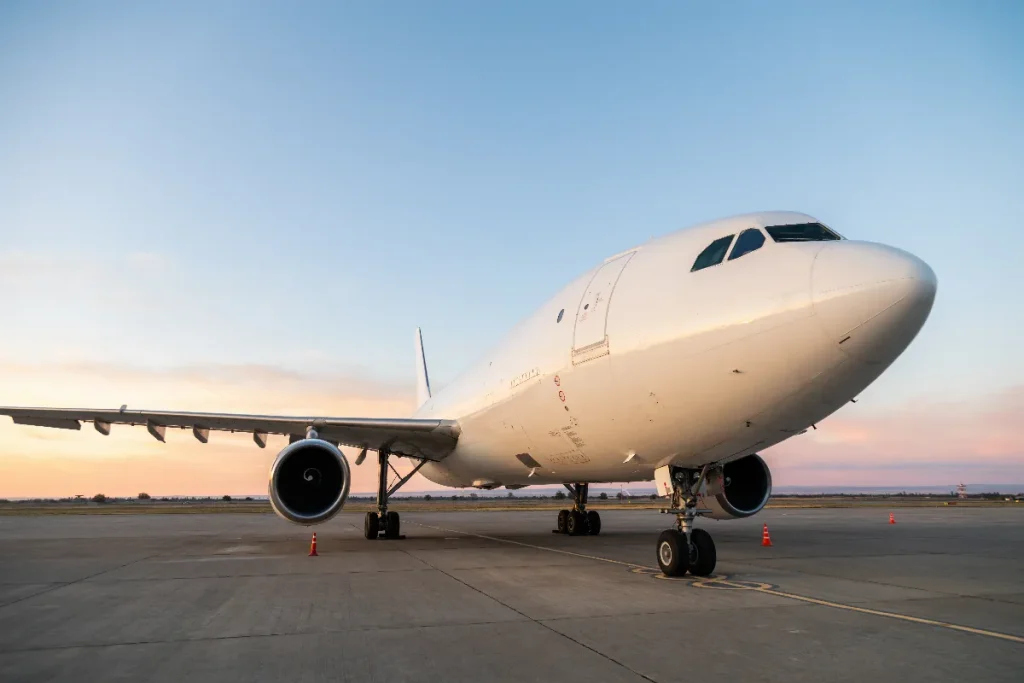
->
[2,0,1022,408]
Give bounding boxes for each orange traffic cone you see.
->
[889,512,896,525]
[761,523,773,547]
[308,532,319,556]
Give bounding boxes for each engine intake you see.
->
[269,438,351,525]
[699,453,772,520]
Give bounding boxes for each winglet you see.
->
[415,327,432,409]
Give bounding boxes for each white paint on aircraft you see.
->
[413,211,936,488]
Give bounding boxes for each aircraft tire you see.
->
[586,510,601,535]
[385,511,401,539]
[567,510,585,536]
[657,529,689,576]
[688,528,716,576]
[557,509,569,534]
[364,512,379,540]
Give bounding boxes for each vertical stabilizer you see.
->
[414,327,432,409]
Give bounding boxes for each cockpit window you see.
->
[728,228,766,261]
[691,235,735,272]
[764,222,841,242]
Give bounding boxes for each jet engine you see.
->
[268,438,351,525]
[699,453,772,520]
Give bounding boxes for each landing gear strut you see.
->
[363,448,428,540]
[554,483,601,536]
[657,465,716,577]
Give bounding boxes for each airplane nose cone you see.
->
[811,241,937,364]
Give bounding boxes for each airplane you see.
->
[0,211,937,577]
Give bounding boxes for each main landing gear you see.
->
[364,448,428,540]
[657,465,716,577]
[554,483,601,536]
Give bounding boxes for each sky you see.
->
[1,1,1022,496]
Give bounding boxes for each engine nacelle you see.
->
[268,438,351,525]
[698,453,773,520]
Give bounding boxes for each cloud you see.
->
[0,249,171,282]
[762,385,1024,486]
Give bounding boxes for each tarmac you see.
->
[0,507,1021,682]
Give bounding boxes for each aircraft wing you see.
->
[0,406,460,461]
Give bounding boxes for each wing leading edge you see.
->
[0,407,460,461]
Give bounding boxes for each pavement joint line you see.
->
[412,521,1024,646]
[727,557,1024,605]
[402,546,659,683]
[750,587,1024,644]
[77,568,430,582]
[0,618,530,655]
[535,599,799,624]
[412,522,651,570]
[723,558,975,599]
[0,553,158,611]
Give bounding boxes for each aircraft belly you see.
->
[600,311,844,468]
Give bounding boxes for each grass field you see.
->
[0,496,1018,515]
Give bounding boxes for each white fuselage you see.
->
[415,212,936,488]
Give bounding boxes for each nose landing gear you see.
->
[554,483,601,536]
[657,465,717,577]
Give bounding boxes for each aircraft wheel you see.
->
[364,512,379,540]
[688,528,717,576]
[657,529,689,576]
[557,509,569,534]
[586,510,601,535]
[567,510,585,536]
[385,511,401,539]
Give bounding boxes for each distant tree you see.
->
[138,492,151,500]
[424,494,432,501]
[616,492,625,500]
[470,492,479,500]
[451,494,459,501]
[507,491,514,498]
[244,496,253,501]
[598,492,608,500]
[222,495,232,501]
[554,490,567,500]
[650,494,657,500]
[92,493,107,503]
